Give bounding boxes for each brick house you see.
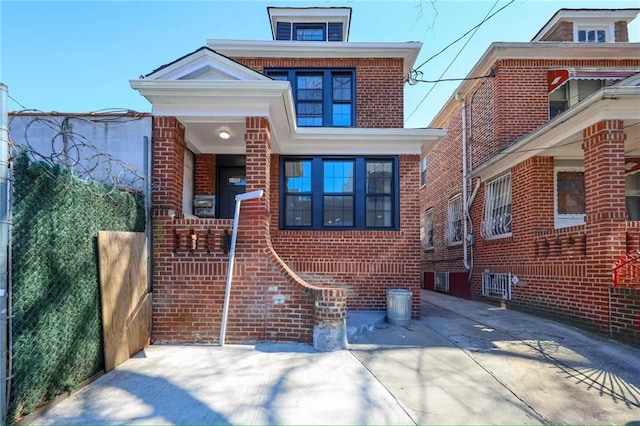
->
[130,7,445,350]
[421,8,640,344]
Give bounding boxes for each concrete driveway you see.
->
[22,290,640,425]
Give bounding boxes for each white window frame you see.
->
[481,173,512,240]
[420,157,428,187]
[574,24,613,43]
[446,195,463,246]
[554,166,585,229]
[422,209,434,250]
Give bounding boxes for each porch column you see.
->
[152,116,186,216]
[582,119,627,326]
[241,117,271,244]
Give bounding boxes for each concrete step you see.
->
[346,310,386,343]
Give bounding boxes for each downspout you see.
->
[460,95,471,270]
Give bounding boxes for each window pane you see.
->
[285,195,312,226]
[577,79,604,102]
[366,196,392,227]
[597,30,606,42]
[332,104,352,126]
[557,171,585,214]
[297,75,323,100]
[578,30,586,42]
[332,75,352,101]
[285,160,312,192]
[324,161,354,192]
[269,73,289,82]
[423,210,434,248]
[324,195,353,226]
[297,103,323,126]
[296,27,324,41]
[366,161,392,193]
[587,30,596,42]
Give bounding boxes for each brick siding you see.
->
[234,57,404,128]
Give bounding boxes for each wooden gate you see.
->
[97,231,151,371]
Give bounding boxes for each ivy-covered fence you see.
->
[9,154,145,422]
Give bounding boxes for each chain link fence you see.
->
[6,111,149,422]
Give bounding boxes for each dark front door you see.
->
[218,167,246,219]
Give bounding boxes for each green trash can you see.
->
[386,288,412,326]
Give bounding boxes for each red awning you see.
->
[548,69,638,93]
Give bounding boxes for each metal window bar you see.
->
[482,271,512,300]
[446,196,462,244]
[481,174,512,239]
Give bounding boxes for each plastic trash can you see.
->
[386,288,413,326]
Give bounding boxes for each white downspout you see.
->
[461,96,470,270]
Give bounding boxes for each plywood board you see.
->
[98,231,150,372]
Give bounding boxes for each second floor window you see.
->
[266,69,355,127]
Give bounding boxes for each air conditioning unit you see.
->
[434,272,449,292]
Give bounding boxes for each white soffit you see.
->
[129,79,445,155]
[207,39,422,78]
[470,86,640,181]
[430,42,640,128]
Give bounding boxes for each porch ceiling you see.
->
[131,79,446,156]
[471,87,640,181]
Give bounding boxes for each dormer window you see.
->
[268,7,351,42]
[577,27,607,42]
[295,24,325,41]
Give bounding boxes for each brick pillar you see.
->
[152,116,186,216]
[582,119,627,327]
[194,154,216,195]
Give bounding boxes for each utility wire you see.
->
[413,0,515,72]
[406,0,502,123]
[7,95,27,110]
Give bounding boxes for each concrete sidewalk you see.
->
[23,290,640,425]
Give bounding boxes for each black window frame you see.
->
[265,68,356,128]
[279,156,400,230]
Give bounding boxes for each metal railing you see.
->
[482,271,512,300]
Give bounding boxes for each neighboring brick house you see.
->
[131,7,445,350]
[421,8,640,344]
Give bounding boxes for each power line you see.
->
[413,0,515,72]
[406,0,503,123]
[7,95,27,110]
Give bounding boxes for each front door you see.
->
[218,167,246,219]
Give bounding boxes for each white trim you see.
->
[469,86,640,181]
[429,42,640,128]
[143,49,269,82]
[554,166,586,229]
[207,40,422,78]
[532,9,639,42]
[267,7,351,41]
[129,79,446,155]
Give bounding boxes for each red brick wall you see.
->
[271,154,423,317]
[151,116,348,344]
[539,21,573,41]
[195,154,216,194]
[422,57,640,342]
[234,57,404,128]
[615,21,629,43]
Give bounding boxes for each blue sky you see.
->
[1,0,639,128]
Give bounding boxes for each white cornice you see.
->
[144,48,269,81]
[532,9,640,42]
[129,79,445,155]
[430,42,640,128]
[469,86,640,181]
[207,39,422,78]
